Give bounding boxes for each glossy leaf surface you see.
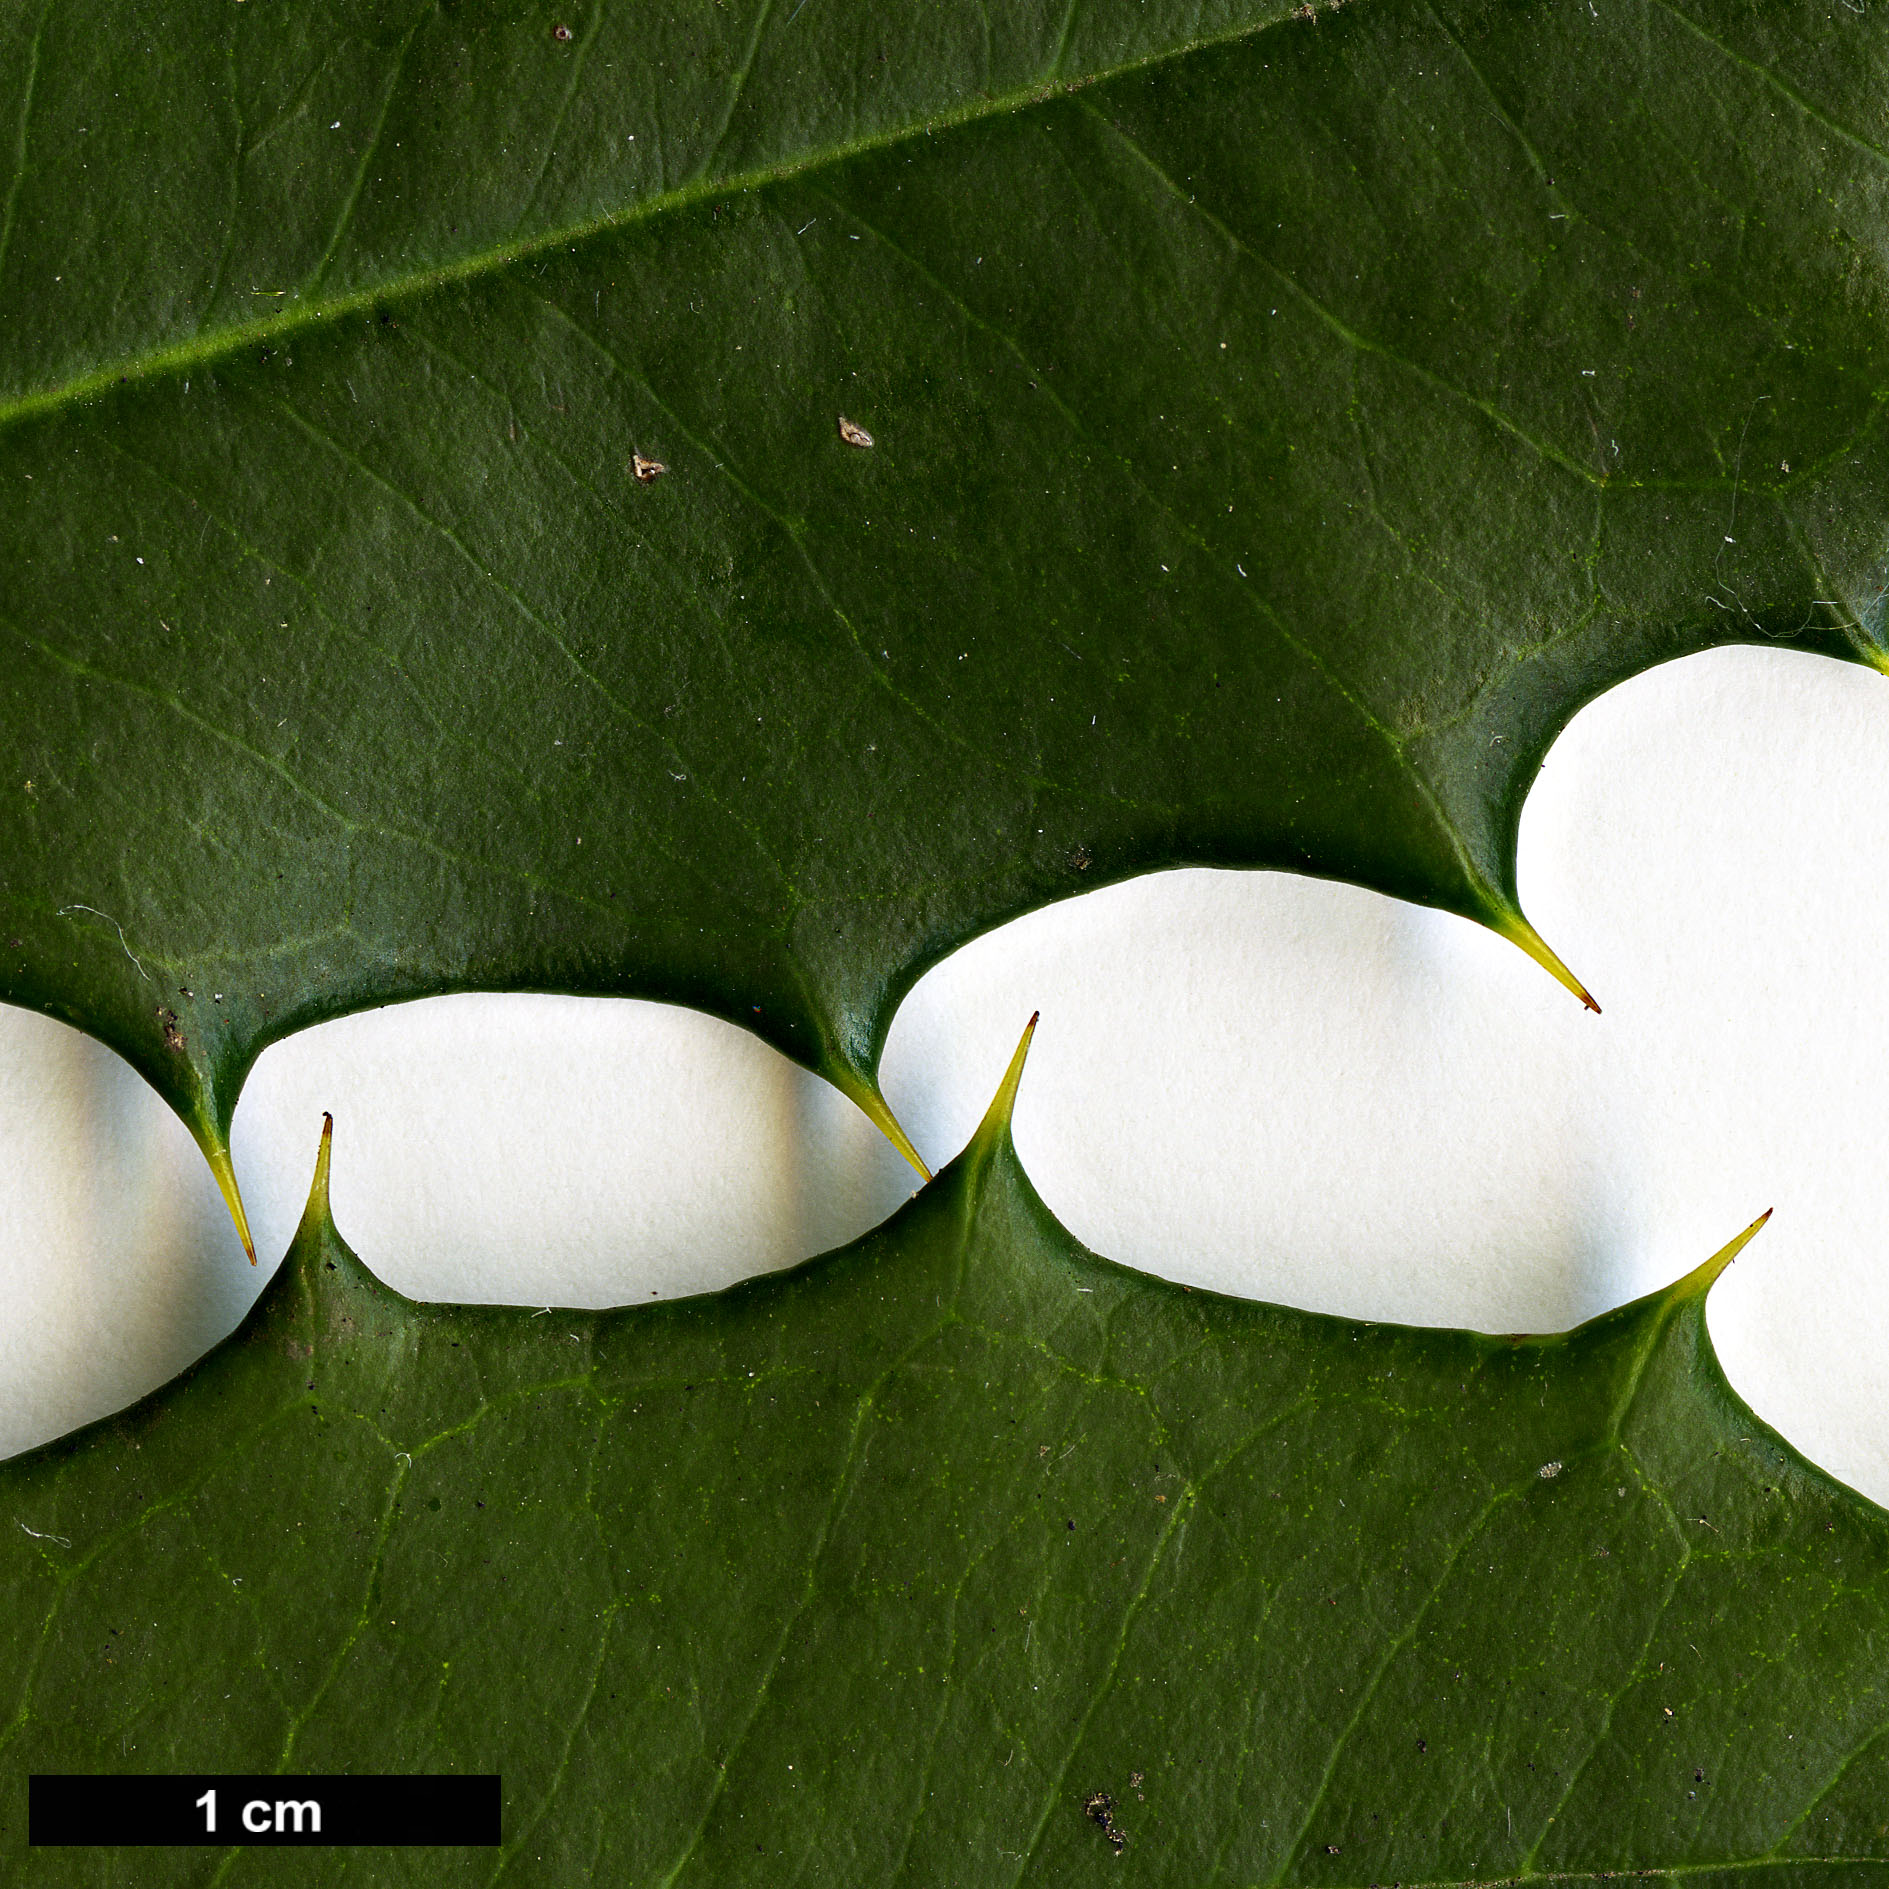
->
[6,0,1889,1188]
[3,1069,1886,1883]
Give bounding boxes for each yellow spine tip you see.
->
[848,1082,932,1182]
[206,1144,258,1265]
[1678,1206,1773,1297]
[1497,913,1601,1014]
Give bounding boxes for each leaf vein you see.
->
[0,0,50,290]
[303,0,439,301]
[0,4,1310,433]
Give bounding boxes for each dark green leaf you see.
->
[3,1044,1884,1883]
[7,0,1889,1224]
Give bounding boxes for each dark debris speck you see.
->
[1083,1791,1125,1854]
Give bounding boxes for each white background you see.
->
[4,644,1887,1507]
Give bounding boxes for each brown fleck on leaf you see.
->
[1083,1791,1126,1853]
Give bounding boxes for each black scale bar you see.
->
[30,1774,500,1846]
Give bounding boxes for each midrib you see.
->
[0,0,1308,437]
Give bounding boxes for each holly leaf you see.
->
[2,1033,1883,1881]
[6,0,1888,1236]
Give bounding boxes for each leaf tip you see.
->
[1496,912,1600,1014]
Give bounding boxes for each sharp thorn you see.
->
[974,1012,1040,1146]
[206,1143,257,1265]
[1679,1206,1773,1297]
[849,1081,931,1181]
[1497,912,1601,1014]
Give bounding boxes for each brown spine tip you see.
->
[973,1012,1041,1148]
[293,1111,338,1252]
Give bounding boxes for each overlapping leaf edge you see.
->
[7,1024,1887,1883]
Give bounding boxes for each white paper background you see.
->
[4,645,1887,1508]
